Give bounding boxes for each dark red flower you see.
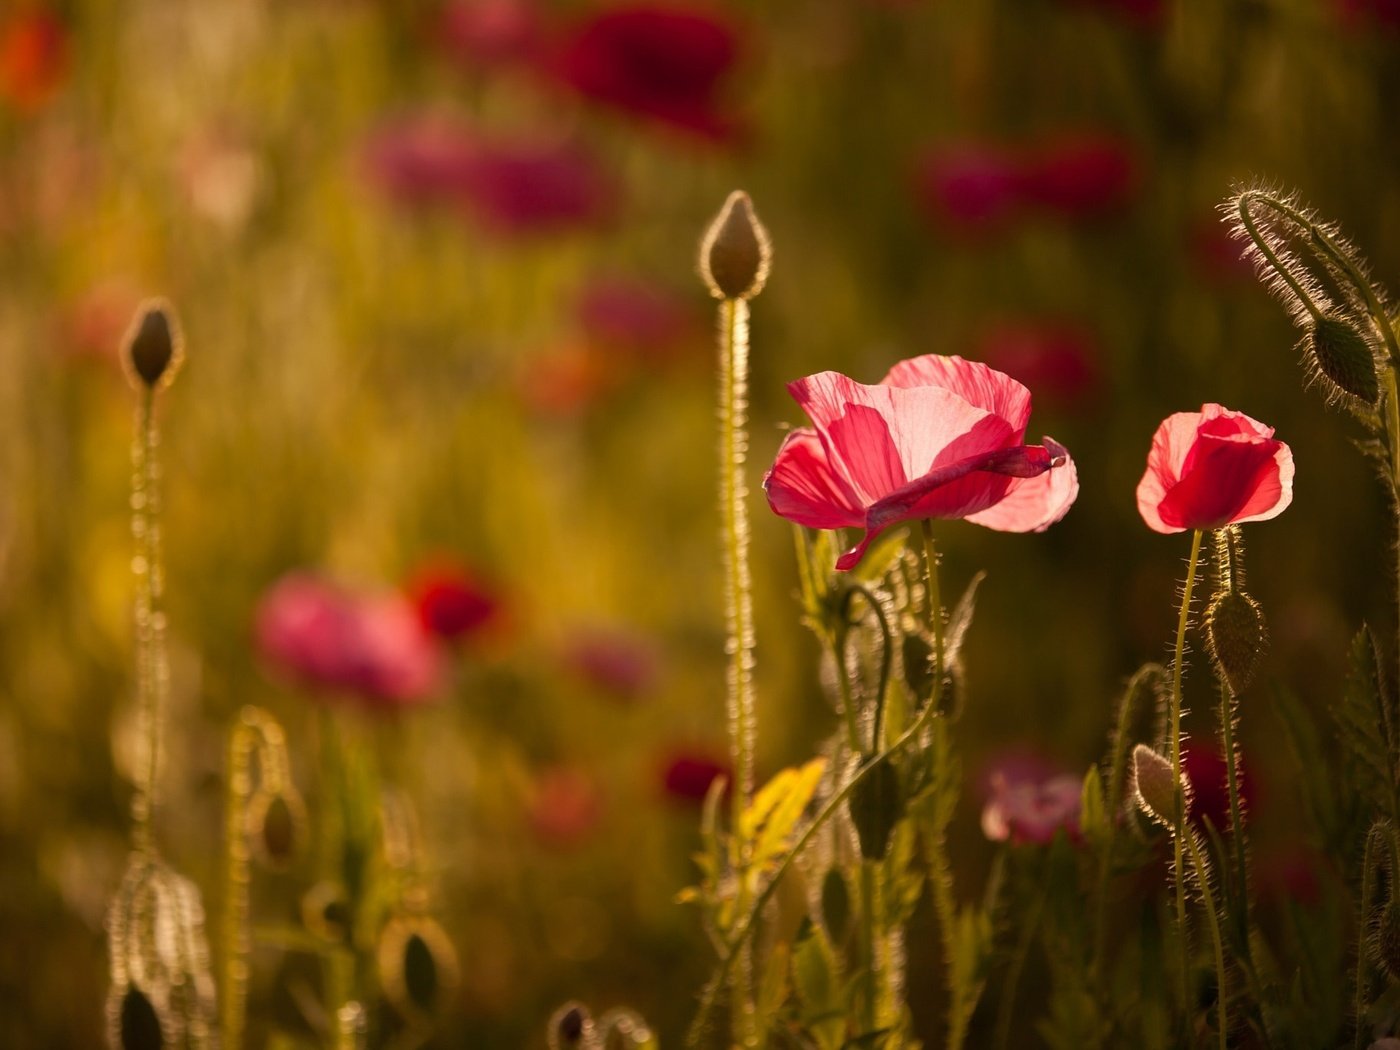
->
[1020,133,1140,220]
[913,144,1024,236]
[1335,0,1400,30]
[971,321,1102,410]
[1182,741,1253,834]
[406,560,501,641]
[660,751,730,804]
[0,10,67,114]
[546,4,743,141]
[256,573,444,709]
[1187,217,1254,285]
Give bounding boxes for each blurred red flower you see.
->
[981,764,1082,845]
[1187,217,1254,285]
[363,119,615,234]
[529,766,603,848]
[764,355,1079,571]
[971,320,1103,410]
[1060,0,1166,30]
[659,751,730,805]
[406,560,502,642]
[546,4,743,142]
[0,10,67,114]
[1020,133,1140,220]
[1182,740,1252,835]
[1335,0,1400,29]
[913,144,1023,236]
[256,574,444,709]
[1136,404,1294,534]
[437,0,544,68]
[575,277,698,363]
[561,627,660,700]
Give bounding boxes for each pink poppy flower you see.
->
[546,4,743,142]
[981,768,1082,845]
[1136,404,1294,534]
[256,574,443,709]
[764,355,1079,571]
[405,560,502,642]
[1020,132,1139,220]
[912,144,1024,236]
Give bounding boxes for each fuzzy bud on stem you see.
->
[122,300,184,391]
[1132,744,1188,830]
[1205,589,1267,695]
[699,191,771,301]
[1308,315,1380,406]
[847,753,902,860]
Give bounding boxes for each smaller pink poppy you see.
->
[764,355,1078,571]
[406,559,502,642]
[1020,133,1139,220]
[981,768,1082,845]
[528,766,602,849]
[912,144,1024,236]
[1136,404,1294,534]
[659,750,730,805]
[545,4,743,142]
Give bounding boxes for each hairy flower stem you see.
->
[717,295,758,1046]
[1217,681,1249,925]
[1184,831,1229,1050]
[919,520,968,1050]
[222,715,257,1050]
[131,386,168,858]
[1170,530,1205,1012]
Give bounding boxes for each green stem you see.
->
[1170,530,1205,1011]
[860,860,881,1037]
[1184,831,1229,1050]
[1217,680,1250,933]
[221,714,257,1050]
[718,295,758,1047]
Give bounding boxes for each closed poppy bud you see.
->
[377,916,459,1021]
[122,301,182,390]
[699,190,771,300]
[549,1001,593,1048]
[248,788,308,871]
[1205,589,1267,695]
[1308,314,1379,406]
[115,984,165,1050]
[820,867,851,940]
[848,753,902,860]
[1132,744,1187,830]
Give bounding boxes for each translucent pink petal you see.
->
[867,443,1059,532]
[763,428,866,530]
[1230,441,1294,525]
[966,438,1080,532]
[1137,410,1211,534]
[882,354,1033,439]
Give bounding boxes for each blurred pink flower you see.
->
[1137,404,1294,534]
[529,766,602,848]
[1020,133,1140,220]
[981,763,1082,845]
[764,355,1079,571]
[971,321,1102,410]
[437,0,544,68]
[913,144,1023,235]
[575,277,699,362]
[0,10,67,114]
[546,4,744,141]
[659,750,730,805]
[561,627,660,700]
[363,119,615,234]
[405,559,503,642]
[256,574,444,709]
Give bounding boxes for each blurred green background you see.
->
[4,0,1400,1044]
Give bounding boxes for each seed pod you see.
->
[1132,744,1188,831]
[377,915,460,1021]
[1375,898,1400,979]
[699,190,771,300]
[848,753,902,860]
[1308,314,1379,406]
[122,301,183,391]
[1205,589,1267,695]
[117,984,165,1050]
[248,788,308,871]
[549,1001,594,1048]
[820,867,851,941]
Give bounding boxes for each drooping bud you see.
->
[1205,589,1267,695]
[1374,898,1400,979]
[122,301,184,391]
[1307,314,1379,406]
[1132,744,1188,831]
[699,190,771,300]
[848,753,902,860]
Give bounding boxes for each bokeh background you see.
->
[5,0,1400,1044]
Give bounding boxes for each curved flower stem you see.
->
[717,295,757,1046]
[131,386,167,859]
[1184,830,1229,1050]
[1170,530,1205,1012]
[1234,192,1325,324]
